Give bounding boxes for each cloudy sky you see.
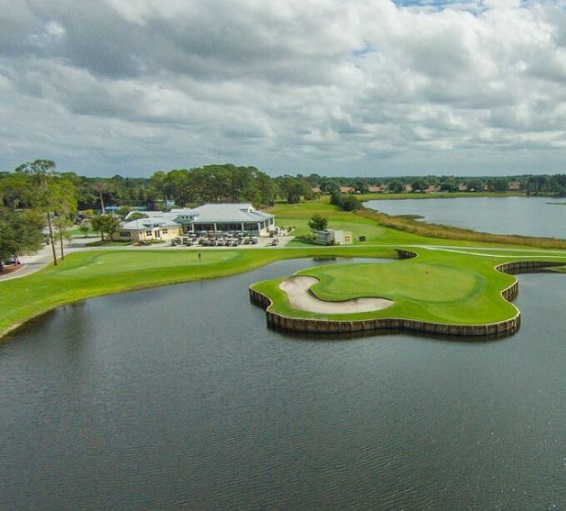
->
[2,0,566,178]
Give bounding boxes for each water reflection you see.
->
[0,260,564,510]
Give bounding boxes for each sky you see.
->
[2,0,566,178]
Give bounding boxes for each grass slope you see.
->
[0,245,398,338]
[1,199,565,339]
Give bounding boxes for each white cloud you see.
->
[2,0,566,176]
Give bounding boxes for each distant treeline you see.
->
[304,173,566,196]
[1,162,565,212]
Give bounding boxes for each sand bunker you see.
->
[279,276,393,314]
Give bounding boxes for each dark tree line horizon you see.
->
[2,159,564,265]
[2,162,566,214]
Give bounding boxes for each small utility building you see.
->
[315,229,353,246]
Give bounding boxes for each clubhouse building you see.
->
[115,203,276,243]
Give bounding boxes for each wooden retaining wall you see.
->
[395,249,418,260]
[249,287,520,337]
[249,258,564,339]
[496,260,565,275]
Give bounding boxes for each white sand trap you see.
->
[279,276,393,314]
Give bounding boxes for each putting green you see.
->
[250,247,566,334]
[302,262,482,303]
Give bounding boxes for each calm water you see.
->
[365,196,566,239]
[1,262,566,508]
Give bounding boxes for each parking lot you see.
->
[170,231,293,249]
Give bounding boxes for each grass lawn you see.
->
[251,248,535,325]
[0,244,400,338]
[1,199,565,339]
[270,200,433,246]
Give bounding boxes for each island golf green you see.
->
[250,247,566,337]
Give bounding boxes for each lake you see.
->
[365,196,566,239]
[1,217,565,509]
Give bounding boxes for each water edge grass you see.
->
[2,199,565,340]
[0,245,399,339]
[250,248,566,337]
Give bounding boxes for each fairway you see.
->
[1,199,565,340]
[50,250,239,278]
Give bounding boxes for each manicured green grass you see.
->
[270,201,433,246]
[306,261,480,303]
[1,198,565,339]
[251,248,565,325]
[0,245,399,338]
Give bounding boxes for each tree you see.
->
[330,192,362,211]
[320,180,340,195]
[308,214,328,232]
[91,215,121,242]
[51,177,78,261]
[488,178,509,193]
[93,180,110,214]
[354,179,369,194]
[0,208,44,271]
[149,171,169,205]
[0,172,30,208]
[388,180,404,193]
[340,194,362,211]
[526,175,550,195]
[15,160,77,266]
[411,178,428,193]
[439,179,457,192]
[551,174,566,196]
[165,169,194,206]
[252,169,277,207]
[79,219,92,238]
[466,179,485,192]
[53,213,74,261]
[277,177,305,204]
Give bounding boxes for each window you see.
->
[146,231,152,236]
[120,231,131,237]
[162,229,168,234]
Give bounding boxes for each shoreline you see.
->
[2,222,565,341]
[250,258,565,339]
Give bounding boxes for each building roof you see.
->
[121,217,181,231]
[124,210,179,221]
[121,211,182,231]
[180,203,274,223]
[120,203,274,232]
